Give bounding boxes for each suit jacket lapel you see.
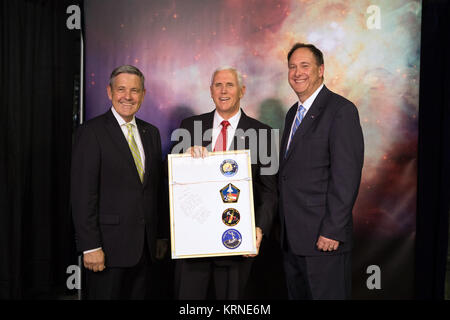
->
[136,119,152,187]
[104,110,145,185]
[283,85,329,162]
[231,110,251,151]
[202,109,250,151]
[202,111,215,151]
[280,104,297,161]
[104,110,139,174]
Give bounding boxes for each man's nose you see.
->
[125,90,132,99]
[221,86,227,93]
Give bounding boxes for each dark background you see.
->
[1,0,448,300]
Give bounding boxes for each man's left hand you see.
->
[316,235,339,252]
[244,227,263,258]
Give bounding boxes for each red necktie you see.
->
[213,120,230,151]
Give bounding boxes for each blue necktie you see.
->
[285,104,306,156]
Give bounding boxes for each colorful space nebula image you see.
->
[84,0,421,265]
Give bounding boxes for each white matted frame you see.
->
[168,150,257,259]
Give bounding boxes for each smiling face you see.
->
[210,69,246,120]
[288,47,324,103]
[107,73,146,122]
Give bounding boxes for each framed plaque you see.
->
[168,150,257,259]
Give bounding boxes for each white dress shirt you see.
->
[211,109,242,151]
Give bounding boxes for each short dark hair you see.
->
[287,43,324,66]
[109,65,145,90]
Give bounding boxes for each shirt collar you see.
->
[213,108,241,129]
[298,83,324,113]
[111,106,137,127]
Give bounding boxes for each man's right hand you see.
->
[83,249,106,272]
[186,146,209,158]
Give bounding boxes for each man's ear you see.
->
[240,85,246,98]
[107,85,113,101]
[319,64,324,78]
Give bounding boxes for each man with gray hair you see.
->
[71,65,164,299]
[171,66,277,299]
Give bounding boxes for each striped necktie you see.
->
[285,104,306,156]
[125,123,144,183]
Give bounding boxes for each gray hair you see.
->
[210,66,244,89]
[109,65,145,90]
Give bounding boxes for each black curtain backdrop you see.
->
[415,0,450,300]
[1,0,449,300]
[1,0,81,299]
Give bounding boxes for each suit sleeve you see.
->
[320,103,364,242]
[254,125,278,236]
[71,124,102,252]
[169,119,193,154]
[156,128,171,240]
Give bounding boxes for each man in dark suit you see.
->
[279,43,364,299]
[71,65,163,299]
[171,67,278,299]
